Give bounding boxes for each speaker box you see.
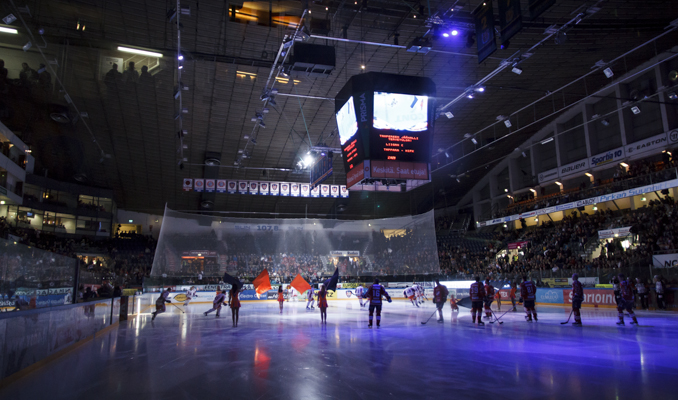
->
[289,43,335,78]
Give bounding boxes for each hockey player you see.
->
[509,282,517,312]
[617,273,639,325]
[404,286,419,307]
[151,288,172,321]
[494,289,502,311]
[355,285,365,308]
[306,285,315,310]
[483,278,495,319]
[470,277,486,325]
[318,284,328,323]
[229,286,240,327]
[183,286,197,307]
[363,278,392,328]
[412,283,423,305]
[635,278,648,310]
[571,273,584,326]
[449,296,459,312]
[204,290,227,317]
[433,279,449,322]
[520,276,538,322]
[277,286,285,313]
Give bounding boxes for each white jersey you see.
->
[405,287,415,297]
[186,288,197,299]
[307,287,315,300]
[656,281,664,294]
[412,284,422,295]
[355,286,364,297]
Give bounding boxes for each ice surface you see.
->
[1,300,677,399]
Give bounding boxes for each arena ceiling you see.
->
[1,0,677,219]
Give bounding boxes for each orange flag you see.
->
[252,269,272,298]
[290,274,311,295]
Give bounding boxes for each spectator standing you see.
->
[122,61,139,83]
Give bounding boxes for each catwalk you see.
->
[1,300,676,399]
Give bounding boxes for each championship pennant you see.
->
[290,183,300,197]
[270,182,280,196]
[320,184,330,198]
[340,185,349,198]
[227,181,237,194]
[311,185,320,198]
[238,181,248,194]
[183,178,193,191]
[280,183,290,196]
[194,179,205,192]
[205,179,215,193]
[249,181,259,195]
[260,182,269,195]
[301,184,310,197]
[330,185,339,198]
[216,180,227,193]
[473,1,497,64]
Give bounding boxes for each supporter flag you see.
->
[205,179,215,193]
[182,178,193,191]
[216,180,227,193]
[222,272,243,291]
[456,297,472,309]
[252,269,272,298]
[290,274,311,295]
[322,268,339,292]
[194,179,205,192]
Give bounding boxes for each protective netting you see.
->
[150,207,439,279]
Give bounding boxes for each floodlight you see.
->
[0,26,18,34]
[444,111,454,119]
[601,119,610,126]
[451,29,459,36]
[512,66,523,75]
[23,41,32,51]
[471,137,478,145]
[603,67,613,78]
[540,137,554,145]
[445,151,450,158]
[504,119,512,128]
[631,106,641,114]
[117,46,163,57]
[668,92,677,100]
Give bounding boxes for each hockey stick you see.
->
[421,309,438,325]
[560,310,574,324]
[169,302,185,314]
[490,310,506,324]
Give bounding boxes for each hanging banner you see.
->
[280,183,290,197]
[216,180,227,193]
[249,181,259,195]
[301,184,310,197]
[538,168,559,184]
[270,182,280,196]
[290,183,300,197]
[331,185,340,198]
[260,182,269,195]
[559,158,589,179]
[652,253,678,268]
[238,181,248,195]
[598,227,632,239]
[321,184,330,198]
[498,0,522,46]
[528,0,555,20]
[194,179,205,192]
[205,179,215,193]
[508,240,529,249]
[340,185,349,198]
[227,181,237,194]
[473,1,497,64]
[591,147,625,169]
[311,185,320,198]
[183,178,193,192]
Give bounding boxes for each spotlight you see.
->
[521,152,527,158]
[23,41,32,51]
[631,106,641,114]
[668,92,677,100]
[474,86,485,92]
[467,93,474,99]
[451,29,459,36]
[444,111,454,119]
[504,188,508,192]
[512,66,523,75]
[456,178,461,183]
[178,54,184,60]
[504,119,512,128]
[442,32,449,38]
[500,40,510,50]
[178,63,183,70]
[38,28,45,35]
[243,135,250,139]
[445,151,450,158]
[471,137,478,145]
[601,119,610,126]
[540,137,554,145]
[182,108,189,114]
[603,67,613,78]
[361,65,365,69]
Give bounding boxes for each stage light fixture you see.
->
[456,178,461,183]
[504,188,508,192]
[501,40,510,50]
[668,92,677,100]
[3,14,17,25]
[585,172,593,177]
[474,86,485,92]
[540,137,554,145]
[521,152,527,158]
[504,119,512,128]
[471,137,478,145]
[23,41,32,51]
[601,119,610,126]
[512,66,523,75]
[117,46,163,58]
[178,55,184,60]
[361,65,365,69]
[620,162,628,168]
[603,67,613,78]
[444,111,454,119]
[467,93,474,99]
[631,106,641,114]
[445,151,450,158]
[555,181,562,186]
[442,32,449,38]
[451,29,459,36]
[0,26,18,34]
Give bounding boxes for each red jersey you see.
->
[366,284,391,305]
[433,285,449,302]
[509,288,516,299]
[484,283,495,298]
[619,280,634,301]
[470,282,486,301]
[572,280,583,300]
[520,281,536,300]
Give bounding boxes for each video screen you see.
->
[336,96,358,145]
[373,92,428,132]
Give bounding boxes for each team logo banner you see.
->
[270,182,280,196]
[183,178,193,191]
[290,183,300,197]
[340,185,348,198]
[301,184,310,197]
[249,181,259,195]
[216,180,227,193]
[205,179,215,193]
[330,185,339,198]
[194,179,205,192]
[260,182,269,195]
[280,183,290,196]
[311,185,320,198]
[321,184,330,197]
[227,181,237,194]
[238,181,248,194]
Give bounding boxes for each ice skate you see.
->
[477,321,484,326]
[368,323,372,328]
[533,316,538,322]
[572,321,582,326]
[616,320,625,325]
[151,312,157,321]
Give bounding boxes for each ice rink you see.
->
[1,299,677,400]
